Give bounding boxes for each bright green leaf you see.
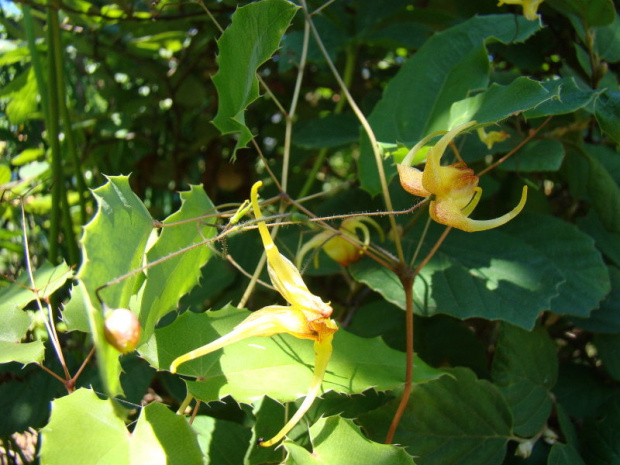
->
[140,306,446,404]
[285,416,416,465]
[212,0,298,158]
[491,323,557,437]
[139,185,215,343]
[77,175,154,398]
[0,340,45,365]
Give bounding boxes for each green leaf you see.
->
[191,415,252,465]
[498,139,565,172]
[40,388,203,465]
[293,113,360,149]
[547,0,616,27]
[524,78,597,118]
[580,394,620,463]
[448,77,559,128]
[594,333,620,381]
[0,261,72,342]
[6,67,38,124]
[577,211,620,268]
[284,416,416,465]
[595,90,620,144]
[491,323,557,437]
[502,213,610,317]
[0,340,45,365]
[360,368,513,465]
[351,219,563,330]
[139,185,215,343]
[571,266,620,333]
[62,282,91,333]
[77,175,154,398]
[140,306,446,404]
[583,146,620,235]
[212,0,298,158]
[359,14,541,195]
[548,443,587,465]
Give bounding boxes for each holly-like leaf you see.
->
[284,416,416,465]
[0,341,44,365]
[139,185,215,343]
[140,306,446,404]
[360,367,513,465]
[40,388,203,465]
[524,77,597,119]
[212,0,298,158]
[491,323,558,437]
[77,175,154,398]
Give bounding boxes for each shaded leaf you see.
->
[547,0,616,27]
[498,139,565,172]
[594,90,620,144]
[294,113,360,149]
[285,416,416,465]
[491,323,557,437]
[359,14,541,194]
[191,415,252,465]
[548,443,586,465]
[212,0,298,158]
[361,368,512,465]
[571,266,620,333]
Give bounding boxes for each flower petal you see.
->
[397,164,429,197]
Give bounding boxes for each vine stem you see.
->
[299,0,405,265]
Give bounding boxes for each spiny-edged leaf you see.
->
[547,0,615,27]
[129,402,203,464]
[360,367,512,465]
[0,261,72,342]
[40,388,203,465]
[571,266,620,333]
[284,416,416,465]
[40,388,129,465]
[77,175,154,398]
[548,443,587,465]
[0,341,44,365]
[139,185,215,343]
[449,77,559,128]
[524,77,597,118]
[140,306,446,404]
[491,323,557,437]
[190,415,251,465]
[359,14,541,195]
[62,282,90,333]
[502,213,610,317]
[351,219,563,330]
[497,139,565,172]
[595,90,620,144]
[212,0,298,158]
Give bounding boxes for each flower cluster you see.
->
[397,121,528,232]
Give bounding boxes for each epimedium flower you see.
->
[397,121,528,232]
[296,216,384,268]
[170,181,337,447]
[477,127,510,150]
[497,0,544,21]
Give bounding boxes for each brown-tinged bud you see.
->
[104,308,141,354]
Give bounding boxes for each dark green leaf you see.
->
[491,323,557,437]
[547,0,615,27]
[361,368,513,465]
[594,90,620,144]
[594,333,620,381]
[580,394,620,463]
[191,415,252,465]
[547,443,586,465]
[360,14,541,194]
[293,113,360,149]
[498,139,565,172]
[524,78,597,118]
[212,0,298,158]
[571,266,620,333]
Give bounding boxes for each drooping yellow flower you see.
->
[296,216,384,268]
[397,121,528,232]
[170,181,337,447]
[497,0,544,21]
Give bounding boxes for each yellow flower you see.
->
[477,127,510,150]
[296,217,384,268]
[497,0,544,21]
[170,181,337,447]
[397,121,528,232]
